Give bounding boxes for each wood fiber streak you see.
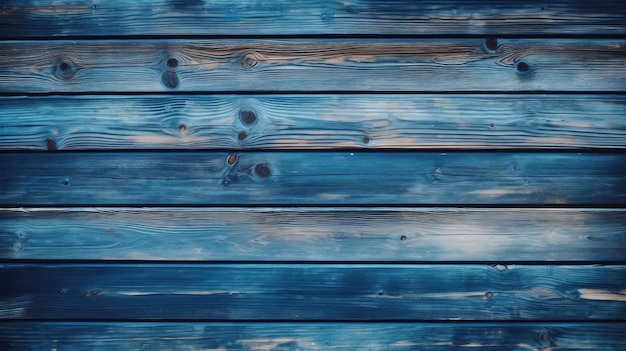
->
[0,322,625,351]
[1,208,625,261]
[1,152,625,205]
[1,39,625,93]
[2,94,626,150]
[1,0,626,37]
[1,264,625,320]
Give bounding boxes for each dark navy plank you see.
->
[1,264,624,320]
[1,39,625,93]
[2,94,626,151]
[2,0,626,37]
[2,207,625,261]
[1,322,625,351]
[1,152,625,205]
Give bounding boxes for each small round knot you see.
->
[362,136,370,144]
[239,109,257,125]
[55,59,77,80]
[237,131,247,140]
[485,291,494,298]
[254,163,271,178]
[178,124,187,133]
[241,52,260,69]
[167,58,179,68]
[516,61,530,73]
[400,235,407,241]
[485,38,498,51]
[162,71,179,89]
[226,153,238,167]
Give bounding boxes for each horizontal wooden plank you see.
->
[2,94,626,151]
[1,264,624,320]
[1,322,625,351]
[1,39,625,93]
[1,152,625,205]
[2,0,626,37]
[1,208,625,261]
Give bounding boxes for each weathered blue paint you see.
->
[1,94,625,151]
[1,0,625,37]
[1,208,625,261]
[1,151,625,205]
[1,264,625,320]
[0,322,625,351]
[1,0,625,348]
[1,39,625,93]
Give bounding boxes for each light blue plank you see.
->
[1,94,625,150]
[1,207,625,261]
[1,39,625,92]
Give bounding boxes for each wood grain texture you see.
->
[2,0,626,37]
[1,151,625,206]
[1,39,625,93]
[2,94,626,151]
[1,207,625,261]
[1,264,624,320]
[1,322,625,351]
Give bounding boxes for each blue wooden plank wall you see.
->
[1,0,626,349]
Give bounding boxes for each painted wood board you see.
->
[1,151,625,205]
[2,94,625,151]
[1,39,625,93]
[0,322,625,350]
[2,0,626,37]
[1,207,625,262]
[1,264,625,320]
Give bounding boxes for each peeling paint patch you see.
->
[578,289,626,302]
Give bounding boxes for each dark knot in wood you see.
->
[162,71,179,89]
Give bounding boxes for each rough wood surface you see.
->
[1,264,625,320]
[2,94,625,151]
[1,322,625,351]
[1,39,625,93]
[1,151,625,206]
[2,0,626,37]
[1,207,625,262]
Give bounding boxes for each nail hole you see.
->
[178,124,187,133]
[222,179,231,187]
[539,333,548,342]
[88,290,99,297]
[239,109,257,125]
[63,179,70,186]
[167,58,179,68]
[400,235,407,241]
[517,61,530,72]
[489,123,495,128]
[255,163,271,178]
[486,291,494,298]
[238,131,247,140]
[60,289,67,295]
[377,291,384,296]
[226,153,238,167]
[485,37,498,51]
[162,71,179,89]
